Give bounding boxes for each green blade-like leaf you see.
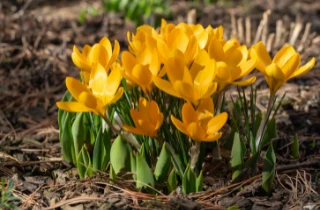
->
[196,170,203,192]
[72,113,88,155]
[93,128,104,171]
[154,142,171,182]
[110,135,130,174]
[167,168,177,193]
[231,132,246,180]
[182,165,196,195]
[291,134,299,159]
[130,152,137,180]
[77,145,91,179]
[60,112,76,163]
[262,144,276,193]
[135,154,155,189]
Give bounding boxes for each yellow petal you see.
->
[223,38,240,52]
[87,44,109,67]
[216,62,231,82]
[187,122,206,141]
[207,112,228,134]
[66,77,90,102]
[194,59,216,85]
[82,45,91,57]
[71,45,91,71]
[106,67,123,95]
[197,97,214,114]
[265,63,285,80]
[281,53,300,78]
[90,63,107,93]
[171,115,188,136]
[99,37,112,58]
[273,45,296,68]
[131,64,153,87]
[106,87,124,105]
[226,48,243,67]
[181,102,198,125]
[249,41,272,73]
[238,58,257,79]
[289,57,316,79]
[56,102,97,114]
[203,132,222,142]
[232,77,256,86]
[78,91,97,109]
[122,125,146,136]
[208,38,225,61]
[122,51,137,74]
[153,76,180,98]
[106,40,120,70]
[173,81,195,103]
[166,57,185,83]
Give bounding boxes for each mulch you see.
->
[0,0,320,209]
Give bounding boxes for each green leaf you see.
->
[72,113,88,155]
[182,165,196,195]
[244,152,260,175]
[231,132,246,180]
[135,154,155,189]
[154,142,171,182]
[109,164,116,180]
[291,134,299,159]
[130,152,137,180]
[167,168,177,193]
[60,112,76,163]
[262,144,276,193]
[110,135,130,174]
[77,145,92,179]
[93,128,105,171]
[196,170,203,192]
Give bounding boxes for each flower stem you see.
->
[190,141,201,171]
[255,93,275,151]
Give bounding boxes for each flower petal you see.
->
[249,41,272,73]
[153,76,180,98]
[181,102,198,125]
[171,115,188,136]
[207,112,228,134]
[66,77,90,102]
[289,57,316,79]
[56,102,97,114]
[273,45,296,68]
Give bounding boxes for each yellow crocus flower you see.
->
[121,43,160,95]
[171,97,228,142]
[157,26,199,65]
[127,25,158,56]
[71,37,120,83]
[123,97,164,138]
[57,63,123,117]
[153,55,217,106]
[207,38,257,93]
[250,41,316,94]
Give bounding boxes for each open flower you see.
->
[56,63,123,117]
[153,55,217,106]
[250,41,316,95]
[157,23,199,65]
[121,43,160,95]
[123,97,164,137]
[71,37,120,83]
[171,98,228,142]
[207,38,256,93]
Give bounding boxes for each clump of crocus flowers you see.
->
[57,19,315,193]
